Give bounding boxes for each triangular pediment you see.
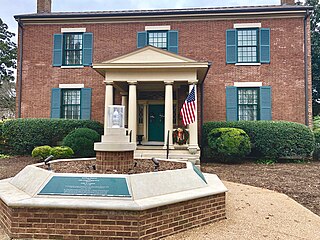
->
[102,46,197,64]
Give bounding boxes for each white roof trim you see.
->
[233,23,261,28]
[234,82,263,87]
[145,25,171,31]
[59,84,84,89]
[61,27,86,33]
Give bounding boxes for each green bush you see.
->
[202,121,314,161]
[51,146,74,159]
[62,128,100,157]
[32,145,53,159]
[2,119,103,155]
[207,128,251,163]
[313,129,320,160]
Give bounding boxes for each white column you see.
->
[121,92,128,127]
[188,81,199,154]
[128,81,137,144]
[164,81,174,149]
[104,81,113,134]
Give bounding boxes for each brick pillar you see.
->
[96,151,134,173]
[37,0,51,13]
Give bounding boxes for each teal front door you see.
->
[148,105,165,141]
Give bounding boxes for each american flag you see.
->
[180,86,196,126]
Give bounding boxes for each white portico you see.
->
[93,46,209,161]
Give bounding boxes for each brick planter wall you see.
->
[0,193,226,240]
[96,150,134,173]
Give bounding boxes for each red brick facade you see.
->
[0,193,226,239]
[15,7,312,126]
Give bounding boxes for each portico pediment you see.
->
[93,46,209,83]
[102,46,197,64]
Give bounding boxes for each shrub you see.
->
[62,128,100,157]
[50,146,74,159]
[32,145,53,160]
[207,128,251,163]
[202,121,314,161]
[2,119,103,155]
[313,129,320,160]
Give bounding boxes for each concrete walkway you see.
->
[165,181,320,240]
[1,181,320,240]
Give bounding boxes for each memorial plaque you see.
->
[38,176,131,197]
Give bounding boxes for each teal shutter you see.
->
[51,88,61,118]
[168,30,178,54]
[226,29,237,64]
[226,86,237,121]
[137,31,147,48]
[260,28,270,63]
[53,34,63,66]
[83,33,93,66]
[80,88,92,120]
[260,86,272,120]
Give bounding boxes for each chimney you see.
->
[281,0,299,5]
[37,0,51,13]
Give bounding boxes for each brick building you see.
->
[14,0,312,158]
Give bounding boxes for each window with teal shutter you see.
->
[137,30,178,54]
[226,86,272,121]
[226,28,270,64]
[52,32,93,67]
[50,88,92,120]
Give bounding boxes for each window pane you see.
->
[148,31,167,50]
[64,34,83,65]
[238,88,259,121]
[237,29,258,63]
[61,90,81,119]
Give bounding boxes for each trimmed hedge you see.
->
[62,128,100,157]
[32,145,52,160]
[202,121,314,160]
[51,146,74,159]
[208,128,251,163]
[2,119,103,155]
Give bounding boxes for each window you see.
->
[226,86,271,121]
[64,34,83,66]
[148,31,168,50]
[51,88,92,120]
[237,29,258,63]
[137,30,178,54]
[53,33,93,67]
[238,88,259,121]
[61,89,81,119]
[226,28,270,64]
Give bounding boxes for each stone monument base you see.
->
[96,150,134,173]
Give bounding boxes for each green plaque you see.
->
[38,176,131,197]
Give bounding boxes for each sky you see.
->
[1,0,281,43]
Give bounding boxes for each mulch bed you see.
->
[38,159,186,174]
[1,156,320,216]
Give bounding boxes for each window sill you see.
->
[61,65,84,69]
[235,63,261,66]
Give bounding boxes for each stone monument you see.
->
[94,105,135,173]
